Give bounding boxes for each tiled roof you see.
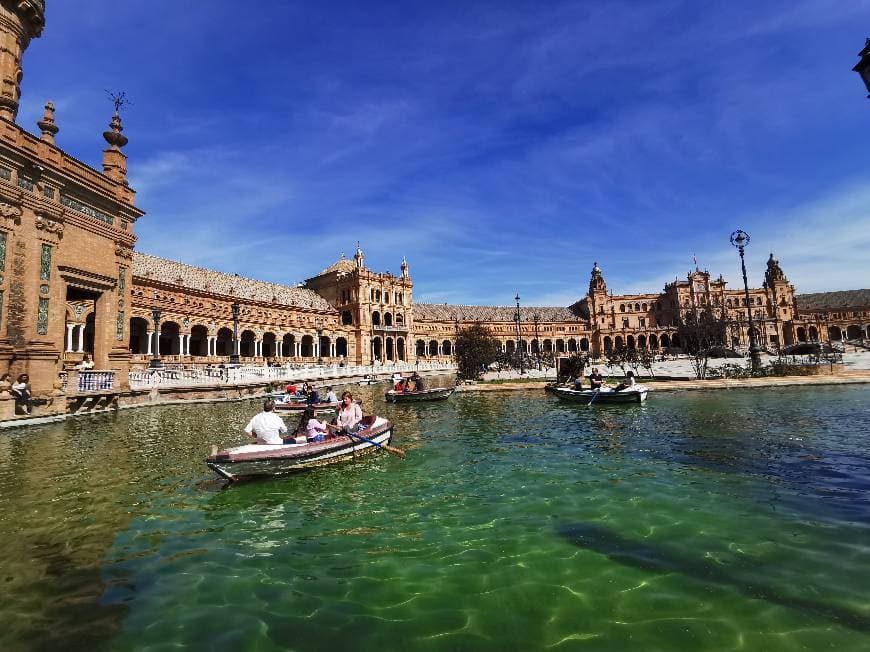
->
[316,256,356,277]
[414,304,586,322]
[132,252,336,311]
[796,290,870,311]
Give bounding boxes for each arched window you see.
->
[416,339,426,356]
[634,303,640,311]
[384,312,393,326]
[341,310,353,326]
[620,304,626,312]
[641,303,647,311]
[372,311,381,326]
[428,340,438,356]
[442,340,452,355]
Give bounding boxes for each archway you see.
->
[384,312,393,327]
[442,340,452,356]
[603,336,612,353]
[580,338,589,352]
[397,337,406,361]
[637,334,647,349]
[506,340,516,355]
[556,339,565,353]
[263,332,277,358]
[396,313,404,326]
[190,325,209,356]
[216,327,233,356]
[336,337,348,358]
[796,327,807,342]
[567,338,577,352]
[240,329,256,357]
[129,317,149,354]
[386,337,394,361]
[847,325,864,340]
[626,335,635,349]
[614,335,624,350]
[671,333,681,348]
[809,326,818,341]
[372,336,383,361]
[160,321,180,356]
[300,335,314,358]
[660,334,670,349]
[372,311,381,326]
[319,335,331,360]
[829,326,842,341]
[341,310,353,326]
[543,339,553,353]
[282,334,295,357]
[416,339,426,357]
[649,334,659,350]
[428,340,438,356]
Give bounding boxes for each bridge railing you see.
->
[128,360,456,391]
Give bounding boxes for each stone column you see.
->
[65,323,74,352]
[146,331,153,355]
[75,325,85,353]
[178,334,185,356]
[154,330,160,356]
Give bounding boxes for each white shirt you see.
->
[244,411,288,445]
[324,391,338,403]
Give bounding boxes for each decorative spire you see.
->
[765,252,787,284]
[589,261,606,294]
[36,101,58,143]
[101,93,130,184]
[353,242,364,269]
[400,256,409,279]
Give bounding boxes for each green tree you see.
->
[455,324,501,380]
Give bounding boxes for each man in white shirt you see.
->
[323,386,338,403]
[244,399,288,444]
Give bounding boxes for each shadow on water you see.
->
[557,521,870,634]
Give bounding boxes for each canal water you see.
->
[1,381,869,651]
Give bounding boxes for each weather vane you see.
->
[105,90,131,114]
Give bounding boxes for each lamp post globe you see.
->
[230,303,241,365]
[730,229,762,372]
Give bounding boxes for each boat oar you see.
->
[588,389,600,407]
[344,430,406,459]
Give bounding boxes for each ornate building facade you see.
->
[3,1,869,398]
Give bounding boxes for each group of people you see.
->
[572,368,636,392]
[283,382,339,406]
[393,372,425,393]
[2,373,49,415]
[244,391,364,445]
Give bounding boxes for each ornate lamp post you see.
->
[853,38,870,99]
[149,306,162,369]
[316,319,324,365]
[730,229,762,371]
[514,293,524,374]
[533,312,541,370]
[230,302,240,365]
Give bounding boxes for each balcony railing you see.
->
[77,370,115,392]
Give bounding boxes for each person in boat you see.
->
[305,384,320,405]
[402,376,415,392]
[285,382,297,396]
[411,372,425,391]
[613,371,636,392]
[573,375,584,390]
[244,399,288,444]
[329,391,363,434]
[588,368,604,390]
[297,406,329,443]
[323,386,338,403]
[394,378,405,393]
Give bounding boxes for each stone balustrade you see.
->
[128,360,456,391]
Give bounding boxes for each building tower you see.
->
[0,0,44,122]
[764,253,796,346]
[587,262,608,356]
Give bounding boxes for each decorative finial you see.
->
[102,91,130,183]
[36,101,58,144]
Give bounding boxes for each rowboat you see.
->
[385,387,455,402]
[548,384,649,404]
[358,376,381,386]
[206,416,394,482]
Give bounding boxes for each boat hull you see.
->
[206,417,393,481]
[385,387,455,402]
[549,385,648,404]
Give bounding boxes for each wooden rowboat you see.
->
[273,397,362,414]
[206,416,393,482]
[548,384,649,405]
[385,387,455,402]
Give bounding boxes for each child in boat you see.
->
[297,407,328,442]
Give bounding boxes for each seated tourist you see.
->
[305,385,320,405]
[613,371,637,392]
[394,378,405,393]
[588,368,604,390]
[328,392,363,434]
[411,372,425,391]
[10,373,33,415]
[297,407,328,443]
[323,386,338,403]
[573,376,584,390]
[243,399,288,444]
[74,354,94,371]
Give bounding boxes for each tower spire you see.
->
[36,100,58,143]
[102,93,129,184]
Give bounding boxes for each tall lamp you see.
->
[149,306,162,369]
[230,302,240,365]
[730,229,762,371]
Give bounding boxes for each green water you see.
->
[1,381,869,651]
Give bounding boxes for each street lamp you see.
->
[730,229,762,371]
[853,38,870,98]
[533,312,541,370]
[514,293,524,374]
[230,302,240,365]
[316,319,324,364]
[149,306,162,369]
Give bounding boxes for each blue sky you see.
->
[18,0,870,306]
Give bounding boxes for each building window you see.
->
[639,318,646,328]
[42,186,54,199]
[0,167,10,180]
[17,176,33,191]
[39,244,52,280]
[0,231,6,270]
[36,298,49,335]
[622,319,629,329]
